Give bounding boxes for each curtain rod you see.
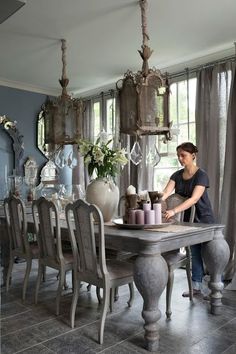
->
[168,54,236,80]
[83,54,236,100]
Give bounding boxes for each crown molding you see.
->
[0,78,59,97]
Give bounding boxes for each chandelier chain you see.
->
[140,0,149,47]
[61,39,67,80]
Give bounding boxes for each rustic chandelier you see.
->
[117,0,172,142]
[43,39,84,147]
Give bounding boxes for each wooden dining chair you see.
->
[65,199,134,344]
[32,196,74,315]
[163,193,195,319]
[4,195,40,301]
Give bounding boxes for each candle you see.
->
[153,203,162,224]
[126,185,136,195]
[128,209,136,224]
[145,210,155,225]
[143,202,151,211]
[135,209,144,224]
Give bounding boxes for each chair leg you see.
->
[56,268,65,316]
[70,275,80,329]
[114,286,119,301]
[6,256,14,293]
[22,259,32,302]
[42,265,46,282]
[35,263,43,304]
[166,268,174,319]
[110,288,115,312]
[99,284,109,345]
[127,282,134,307]
[186,263,193,301]
[96,286,102,304]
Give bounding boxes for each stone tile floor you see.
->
[1,260,236,354]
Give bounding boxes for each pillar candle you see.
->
[153,203,162,224]
[145,210,155,225]
[128,209,136,224]
[135,209,144,224]
[143,202,151,211]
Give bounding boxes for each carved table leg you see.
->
[202,229,230,315]
[133,253,168,352]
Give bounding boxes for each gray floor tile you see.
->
[1,260,236,354]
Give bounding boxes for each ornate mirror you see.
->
[0,115,24,175]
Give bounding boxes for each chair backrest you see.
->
[4,195,29,254]
[32,197,63,263]
[65,199,108,282]
[166,193,195,223]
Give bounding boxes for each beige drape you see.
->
[196,61,236,280]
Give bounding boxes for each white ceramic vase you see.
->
[86,178,119,222]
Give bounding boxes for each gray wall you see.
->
[0,85,50,195]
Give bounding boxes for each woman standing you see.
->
[162,142,215,297]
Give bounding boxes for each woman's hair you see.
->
[176,142,198,154]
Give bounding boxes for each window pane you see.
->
[189,78,196,122]
[153,75,197,191]
[154,167,177,191]
[178,124,188,143]
[178,81,188,123]
[189,122,196,143]
[93,101,101,140]
[106,98,115,138]
[169,83,177,124]
[158,155,178,168]
[156,95,164,125]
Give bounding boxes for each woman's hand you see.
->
[165,209,176,221]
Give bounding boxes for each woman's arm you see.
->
[165,185,205,220]
[162,179,175,201]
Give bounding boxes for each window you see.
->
[92,95,116,142]
[154,77,197,190]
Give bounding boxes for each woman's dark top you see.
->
[170,168,215,223]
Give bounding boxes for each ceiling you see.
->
[0,0,235,97]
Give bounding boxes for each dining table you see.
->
[0,207,230,352]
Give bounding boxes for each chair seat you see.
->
[63,252,74,265]
[107,260,133,280]
[30,242,40,257]
[163,251,187,267]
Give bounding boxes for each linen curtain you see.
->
[195,61,236,279]
[220,64,236,279]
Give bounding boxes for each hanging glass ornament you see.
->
[146,145,161,166]
[130,141,143,165]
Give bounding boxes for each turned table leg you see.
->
[133,253,168,352]
[202,229,230,315]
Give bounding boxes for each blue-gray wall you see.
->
[0,85,50,197]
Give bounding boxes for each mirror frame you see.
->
[0,115,24,175]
